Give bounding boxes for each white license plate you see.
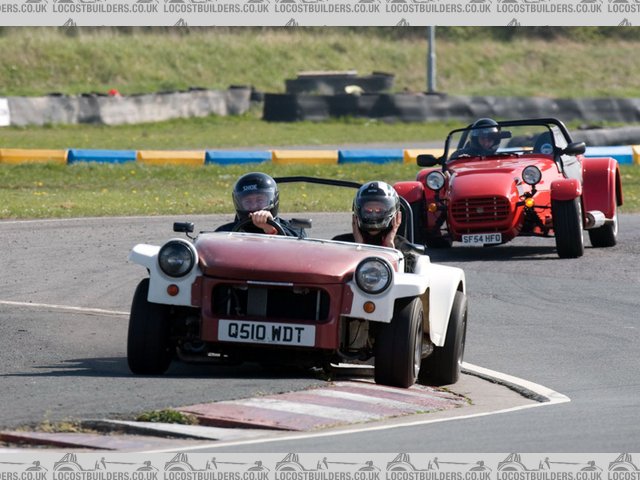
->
[218,319,316,347]
[461,233,502,246]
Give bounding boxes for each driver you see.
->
[216,172,302,236]
[451,117,501,158]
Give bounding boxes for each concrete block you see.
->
[137,150,205,166]
[404,148,444,164]
[0,148,67,164]
[339,149,403,164]
[205,150,272,165]
[632,145,640,165]
[584,145,634,164]
[272,150,338,165]
[68,149,136,164]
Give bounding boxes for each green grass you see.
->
[2,28,640,98]
[1,163,637,219]
[0,114,461,149]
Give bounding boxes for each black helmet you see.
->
[470,117,500,154]
[232,172,279,220]
[353,181,400,232]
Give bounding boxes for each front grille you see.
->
[212,284,330,322]
[451,196,510,224]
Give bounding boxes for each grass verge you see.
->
[0,163,637,219]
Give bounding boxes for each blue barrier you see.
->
[205,150,272,165]
[338,149,404,164]
[68,149,137,164]
[584,146,633,165]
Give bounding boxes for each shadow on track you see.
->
[0,357,326,381]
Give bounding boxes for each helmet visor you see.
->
[235,188,275,213]
[357,198,397,230]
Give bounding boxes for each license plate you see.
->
[461,233,502,246]
[218,319,316,347]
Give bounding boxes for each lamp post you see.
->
[427,26,436,93]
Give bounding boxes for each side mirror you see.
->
[417,154,442,167]
[290,218,312,230]
[500,130,512,139]
[173,222,195,233]
[563,142,586,155]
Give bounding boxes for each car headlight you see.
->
[355,258,393,295]
[425,171,446,191]
[158,240,196,277]
[522,166,542,186]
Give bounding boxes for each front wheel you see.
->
[419,290,467,386]
[127,278,173,375]
[374,298,424,388]
[552,198,584,258]
[588,202,618,248]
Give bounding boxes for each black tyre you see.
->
[127,278,173,375]
[409,201,426,246]
[419,290,467,386]
[588,203,618,248]
[425,233,453,249]
[374,297,424,388]
[552,198,584,259]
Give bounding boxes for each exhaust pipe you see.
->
[584,210,606,229]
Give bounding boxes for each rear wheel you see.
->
[419,291,467,386]
[127,278,173,375]
[588,202,618,248]
[552,198,584,258]
[374,298,424,388]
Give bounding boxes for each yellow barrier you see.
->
[403,148,444,164]
[272,150,338,165]
[632,145,640,165]
[0,148,68,165]
[137,150,205,166]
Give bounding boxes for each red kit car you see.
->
[395,118,623,258]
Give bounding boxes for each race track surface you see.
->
[0,213,638,451]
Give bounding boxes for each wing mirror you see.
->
[417,154,442,167]
[173,222,195,233]
[563,142,586,155]
[290,218,312,230]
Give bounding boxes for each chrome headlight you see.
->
[158,240,196,277]
[425,171,446,191]
[522,166,542,186]
[355,258,393,295]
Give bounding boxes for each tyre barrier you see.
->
[2,87,252,127]
[263,92,640,124]
[285,72,395,95]
[0,147,638,165]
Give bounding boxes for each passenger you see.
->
[451,117,501,158]
[215,172,303,236]
[334,181,409,251]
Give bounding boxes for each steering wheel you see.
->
[231,217,288,236]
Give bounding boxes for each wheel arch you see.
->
[419,263,466,347]
[581,156,622,219]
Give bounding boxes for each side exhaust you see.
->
[584,210,614,229]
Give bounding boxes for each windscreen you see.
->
[445,124,556,163]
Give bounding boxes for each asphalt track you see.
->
[0,212,639,451]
